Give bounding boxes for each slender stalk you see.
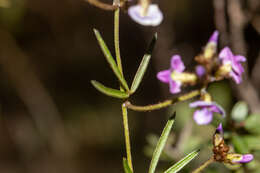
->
[192,157,215,173]
[86,0,117,11]
[114,5,133,171]
[114,7,123,75]
[125,90,200,112]
[122,104,133,171]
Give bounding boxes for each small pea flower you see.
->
[195,31,219,65]
[204,30,219,59]
[128,2,163,26]
[157,55,197,94]
[189,93,225,125]
[217,47,246,84]
[195,65,206,78]
[213,124,254,164]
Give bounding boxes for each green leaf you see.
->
[123,157,133,173]
[93,29,129,91]
[231,101,248,122]
[231,134,249,154]
[245,114,260,134]
[130,33,157,93]
[164,149,200,173]
[91,80,129,99]
[148,112,176,173]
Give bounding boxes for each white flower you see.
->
[128,4,163,26]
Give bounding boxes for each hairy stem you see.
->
[192,157,215,173]
[122,104,133,171]
[125,90,200,111]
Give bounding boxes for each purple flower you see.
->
[208,30,219,44]
[213,124,254,164]
[216,123,223,134]
[189,101,225,125]
[195,65,206,77]
[157,55,185,94]
[226,153,254,164]
[128,4,163,26]
[219,47,246,84]
[204,31,219,59]
[232,154,254,163]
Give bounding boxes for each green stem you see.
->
[192,157,214,173]
[122,104,133,172]
[114,8,123,75]
[125,90,200,111]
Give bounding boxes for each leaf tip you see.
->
[147,33,157,54]
[93,28,99,35]
[90,80,97,85]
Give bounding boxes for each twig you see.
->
[125,90,200,112]
[85,0,117,11]
[192,157,215,173]
[122,104,134,171]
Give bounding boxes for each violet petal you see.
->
[196,65,206,77]
[170,55,185,72]
[169,79,181,94]
[238,154,254,163]
[208,30,219,44]
[157,70,171,83]
[230,70,242,84]
[235,55,246,62]
[193,108,213,125]
[189,101,213,108]
[128,4,163,26]
[216,123,223,134]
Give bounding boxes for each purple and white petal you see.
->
[235,55,246,62]
[219,47,246,84]
[230,154,254,163]
[196,65,206,77]
[209,102,225,117]
[238,154,254,163]
[170,55,185,72]
[219,47,233,64]
[208,30,219,44]
[189,101,213,108]
[157,70,171,83]
[216,123,223,134]
[128,4,163,26]
[229,71,242,84]
[193,108,213,125]
[169,80,181,94]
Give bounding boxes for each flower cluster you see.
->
[213,124,253,164]
[157,31,246,125]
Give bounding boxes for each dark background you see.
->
[0,0,259,172]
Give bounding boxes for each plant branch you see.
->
[122,104,134,171]
[125,90,200,112]
[192,157,215,173]
[85,0,117,11]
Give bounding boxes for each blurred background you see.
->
[0,0,260,172]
